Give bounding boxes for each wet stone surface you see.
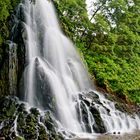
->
[0,96,63,140]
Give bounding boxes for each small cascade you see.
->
[97,93,140,133]
[10,116,19,137]
[77,91,140,134]
[0,122,4,130]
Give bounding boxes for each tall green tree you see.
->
[55,0,140,104]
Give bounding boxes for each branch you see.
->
[81,3,105,37]
[89,4,103,22]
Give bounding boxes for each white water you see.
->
[18,0,140,137]
[23,0,91,133]
[78,91,140,134]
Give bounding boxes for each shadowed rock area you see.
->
[0,96,63,140]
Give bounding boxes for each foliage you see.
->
[0,96,63,140]
[0,0,19,44]
[0,0,20,97]
[0,0,140,104]
[54,0,91,41]
[54,0,140,104]
[0,0,20,64]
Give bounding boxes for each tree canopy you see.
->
[54,0,140,104]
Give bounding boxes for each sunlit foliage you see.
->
[54,0,140,104]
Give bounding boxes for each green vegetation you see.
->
[0,0,20,96]
[0,96,63,139]
[0,0,140,104]
[0,0,19,62]
[54,0,140,104]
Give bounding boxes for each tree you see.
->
[55,0,140,104]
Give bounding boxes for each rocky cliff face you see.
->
[0,1,25,97]
[0,93,139,140]
[0,45,9,96]
[0,96,63,140]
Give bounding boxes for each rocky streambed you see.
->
[96,130,140,140]
[0,93,140,140]
[70,131,140,140]
[0,96,63,140]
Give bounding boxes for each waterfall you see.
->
[12,0,140,137]
[22,0,91,133]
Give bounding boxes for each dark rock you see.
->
[38,124,48,140]
[118,132,120,134]
[30,108,40,116]
[0,137,5,140]
[90,106,106,133]
[15,136,25,140]
[17,4,26,21]
[113,132,116,134]
[0,96,64,140]
[115,102,129,113]
[0,96,18,122]
[43,111,57,132]
[18,103,25,110]
[76,93,106,133]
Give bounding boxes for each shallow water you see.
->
[97,131,140,140]
[68,130,140,140]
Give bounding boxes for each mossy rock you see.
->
[38,124,48,140]
[90,106,106,133]
[0,96,64,139]
[77,93,106,133]
[0,96,18,121]
[16,136,25,140]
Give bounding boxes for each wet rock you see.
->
[77,93,106,133]
[34,66,57,111]
[0,96,64,140]
[43,111,56,131]
[0,96,18,121]
[90,106,106,133]
[0,47,9,97]
[118,132,120,134]
[16,136,25,140]
[17,103,28,115]
[0,2,26,98]
[17,4,26,22]
[115,102,129,114]
[113,132,116,134]
[38,124,48,140]
[41,111,63,140]
[0,119,16,139]
[0,137,5,140]
[30,108,40,116]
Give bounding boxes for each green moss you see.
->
[16,136,25,140]
[38,124,48,140]
[0,0,20,45]
[0,0,20,97]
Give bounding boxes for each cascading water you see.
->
[9,0,140,138]
[23,0,91,133]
